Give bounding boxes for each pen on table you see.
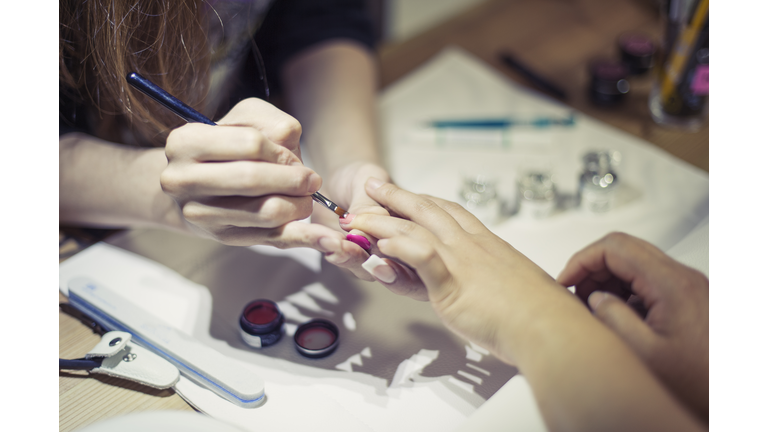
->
[428,113,575,129]
[498,52,568,100]
[125,72,349,218]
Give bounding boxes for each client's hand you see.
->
[309,162,423,292]
[556,233,709,422]
[344,178,565,365]
[310,162,392,281]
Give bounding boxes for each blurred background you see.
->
[367,0,707,172]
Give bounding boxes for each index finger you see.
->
[557,232,680,300]
[216,98,302,154]
[557,233,651,284]
[363,179,464,241]
[166,123,302,166]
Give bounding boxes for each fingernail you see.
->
[588,291,607,310]
[366,177,385,190]
[318,236,341,253]
[373,264,397,284]
[339,213,356,225]
[362,255,396,284]
[346,234,371,251]
[307,173,322,193]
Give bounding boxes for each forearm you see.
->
[281,39,387,198]
[502,286,704,432]
[59,132,187,232]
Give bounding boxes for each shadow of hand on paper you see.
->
[107,229,517,408]
[198,245,517,408]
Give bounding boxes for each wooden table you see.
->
[59,1,708,430]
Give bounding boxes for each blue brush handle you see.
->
[126,72,216,126]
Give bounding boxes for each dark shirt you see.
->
[59,0,375,138]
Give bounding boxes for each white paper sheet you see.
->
[378,47,707,431]
[59,235,512,432]
[379,47,709,277]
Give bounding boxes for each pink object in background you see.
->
[690,65,709,95]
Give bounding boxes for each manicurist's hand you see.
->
[160,97,355,256]
[557,233,709,422]
[343,178,566,364]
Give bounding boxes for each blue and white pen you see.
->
[428,113,575,129]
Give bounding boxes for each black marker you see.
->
[126,72,349,217]
[499,52,568,100]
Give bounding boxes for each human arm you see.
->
[281,40,393,278]
[346,179,705,432]
[59,132,185,230]
[254,0,423,286]
[557,233,709,423]
[59,98,362,260]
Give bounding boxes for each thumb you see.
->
[588,291,656,359]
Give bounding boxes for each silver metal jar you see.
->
[579,150,620,213]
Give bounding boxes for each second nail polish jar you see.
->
[588,59,630,106]
[240,299,285,348]
[294,319,340,358]
[618,33,656,75]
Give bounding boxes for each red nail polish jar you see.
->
[294,319,339,358]
[240,299,284,348]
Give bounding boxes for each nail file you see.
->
[67,276,265,408]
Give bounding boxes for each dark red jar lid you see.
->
[294,319,339,358]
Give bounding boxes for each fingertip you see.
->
[366,177,386,190]
[376,238,389,251]
[318,236,342,254]
[587,291,608,311]
[322,246,358,267]
[307,172,322,193]
[556,265,588,289]
[362,254,397,284]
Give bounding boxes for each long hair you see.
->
[60,0,211,146]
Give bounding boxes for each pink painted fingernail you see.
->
[346,234,371,251]
[339,213,356,225]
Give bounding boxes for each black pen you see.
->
[126,72,349,218]
[499,52,568,100]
